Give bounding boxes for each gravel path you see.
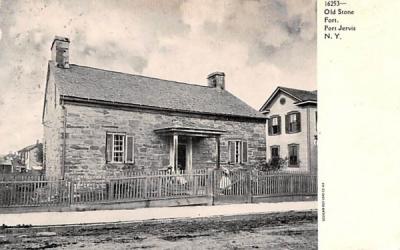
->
[0,201,317,227]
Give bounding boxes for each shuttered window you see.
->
[105,132,134,163]
[113,134,124,163]
[271,146,280,159]
[228,140,248,164]
[288,144,299,167]
[268,115,281,135]
[286,112,301,133]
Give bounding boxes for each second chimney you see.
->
[51,36,70,69]
[207,72,225,90]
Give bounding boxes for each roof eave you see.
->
[154,127,226,137]
[295,100,318,106]
[42,62,52,124]
[259,87,302,111]
[261,110,270,114]
[60,95,267,120]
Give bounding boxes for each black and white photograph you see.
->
[2,0,317,249]
[1,0,399,249]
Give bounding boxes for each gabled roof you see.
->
[259,86,317,112]
[49,63,266,120]
[18,143,40,153]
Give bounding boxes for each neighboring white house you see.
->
[259,87,317,173]
[18,141,43,172]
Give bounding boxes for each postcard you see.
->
[0,0,398,249]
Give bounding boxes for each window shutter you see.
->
[228,141,235,164]
[268,119,272,135]
[297,112,301,132]
[126,136,134,163]
[294,145,299,166]
[277,116,281,135]
[285,114,289,133]
[106,133,112,163]
[242,141,248,163]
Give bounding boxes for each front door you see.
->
[177,144,186,171]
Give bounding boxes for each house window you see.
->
[270,146,280,159]
[288,144,299,167]
[268,115,281,135]
[106,132,135,163]
[315,111,318,131]
[286,112,301,133]
[228,140,248,164]
[113,134,124,162]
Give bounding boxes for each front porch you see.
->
[154,126,226,172]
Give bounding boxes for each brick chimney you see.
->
[51,36,70,69]
[207,72,225,90]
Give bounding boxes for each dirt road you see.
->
[0,210,317,249]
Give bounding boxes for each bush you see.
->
[256,157,288,172]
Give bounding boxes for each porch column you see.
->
[216,136,221,169]
[173,134,179,172]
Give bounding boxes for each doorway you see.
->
[177,144,186,171]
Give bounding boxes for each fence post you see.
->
[247,169,252,203]
[109,180,114,200]
[290,175,294,194]
[68,180,74,206]
[143,176,148,199]
[207,168,214,205]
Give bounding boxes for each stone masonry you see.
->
[53,103,266,180]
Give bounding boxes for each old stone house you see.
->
[259,87,317,173]
[42,36,267,180]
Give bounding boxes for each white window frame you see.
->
[228,140,248,164]
[269,115,281,135]
[235,141,241,163]
[290,113,297,123]
[111,133,125,163]
[272,117,278,126]
[288,112,300,133]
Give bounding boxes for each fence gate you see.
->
[212,169,251,204]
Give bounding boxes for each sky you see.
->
[0,0,316,154]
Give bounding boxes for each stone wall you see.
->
[43,71,64,179]
[61,103,266,179]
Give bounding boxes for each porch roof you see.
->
[154,126,226,137]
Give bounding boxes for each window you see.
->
[288,144,299,167]
[286,112,301,133]
[268,115,281,135]
[270,146,280,159]
[106,132,134,163]
[228,140,248,164]
[315,111,318,131]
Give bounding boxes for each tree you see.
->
[256,157,288,172]
[36,143,43,164]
